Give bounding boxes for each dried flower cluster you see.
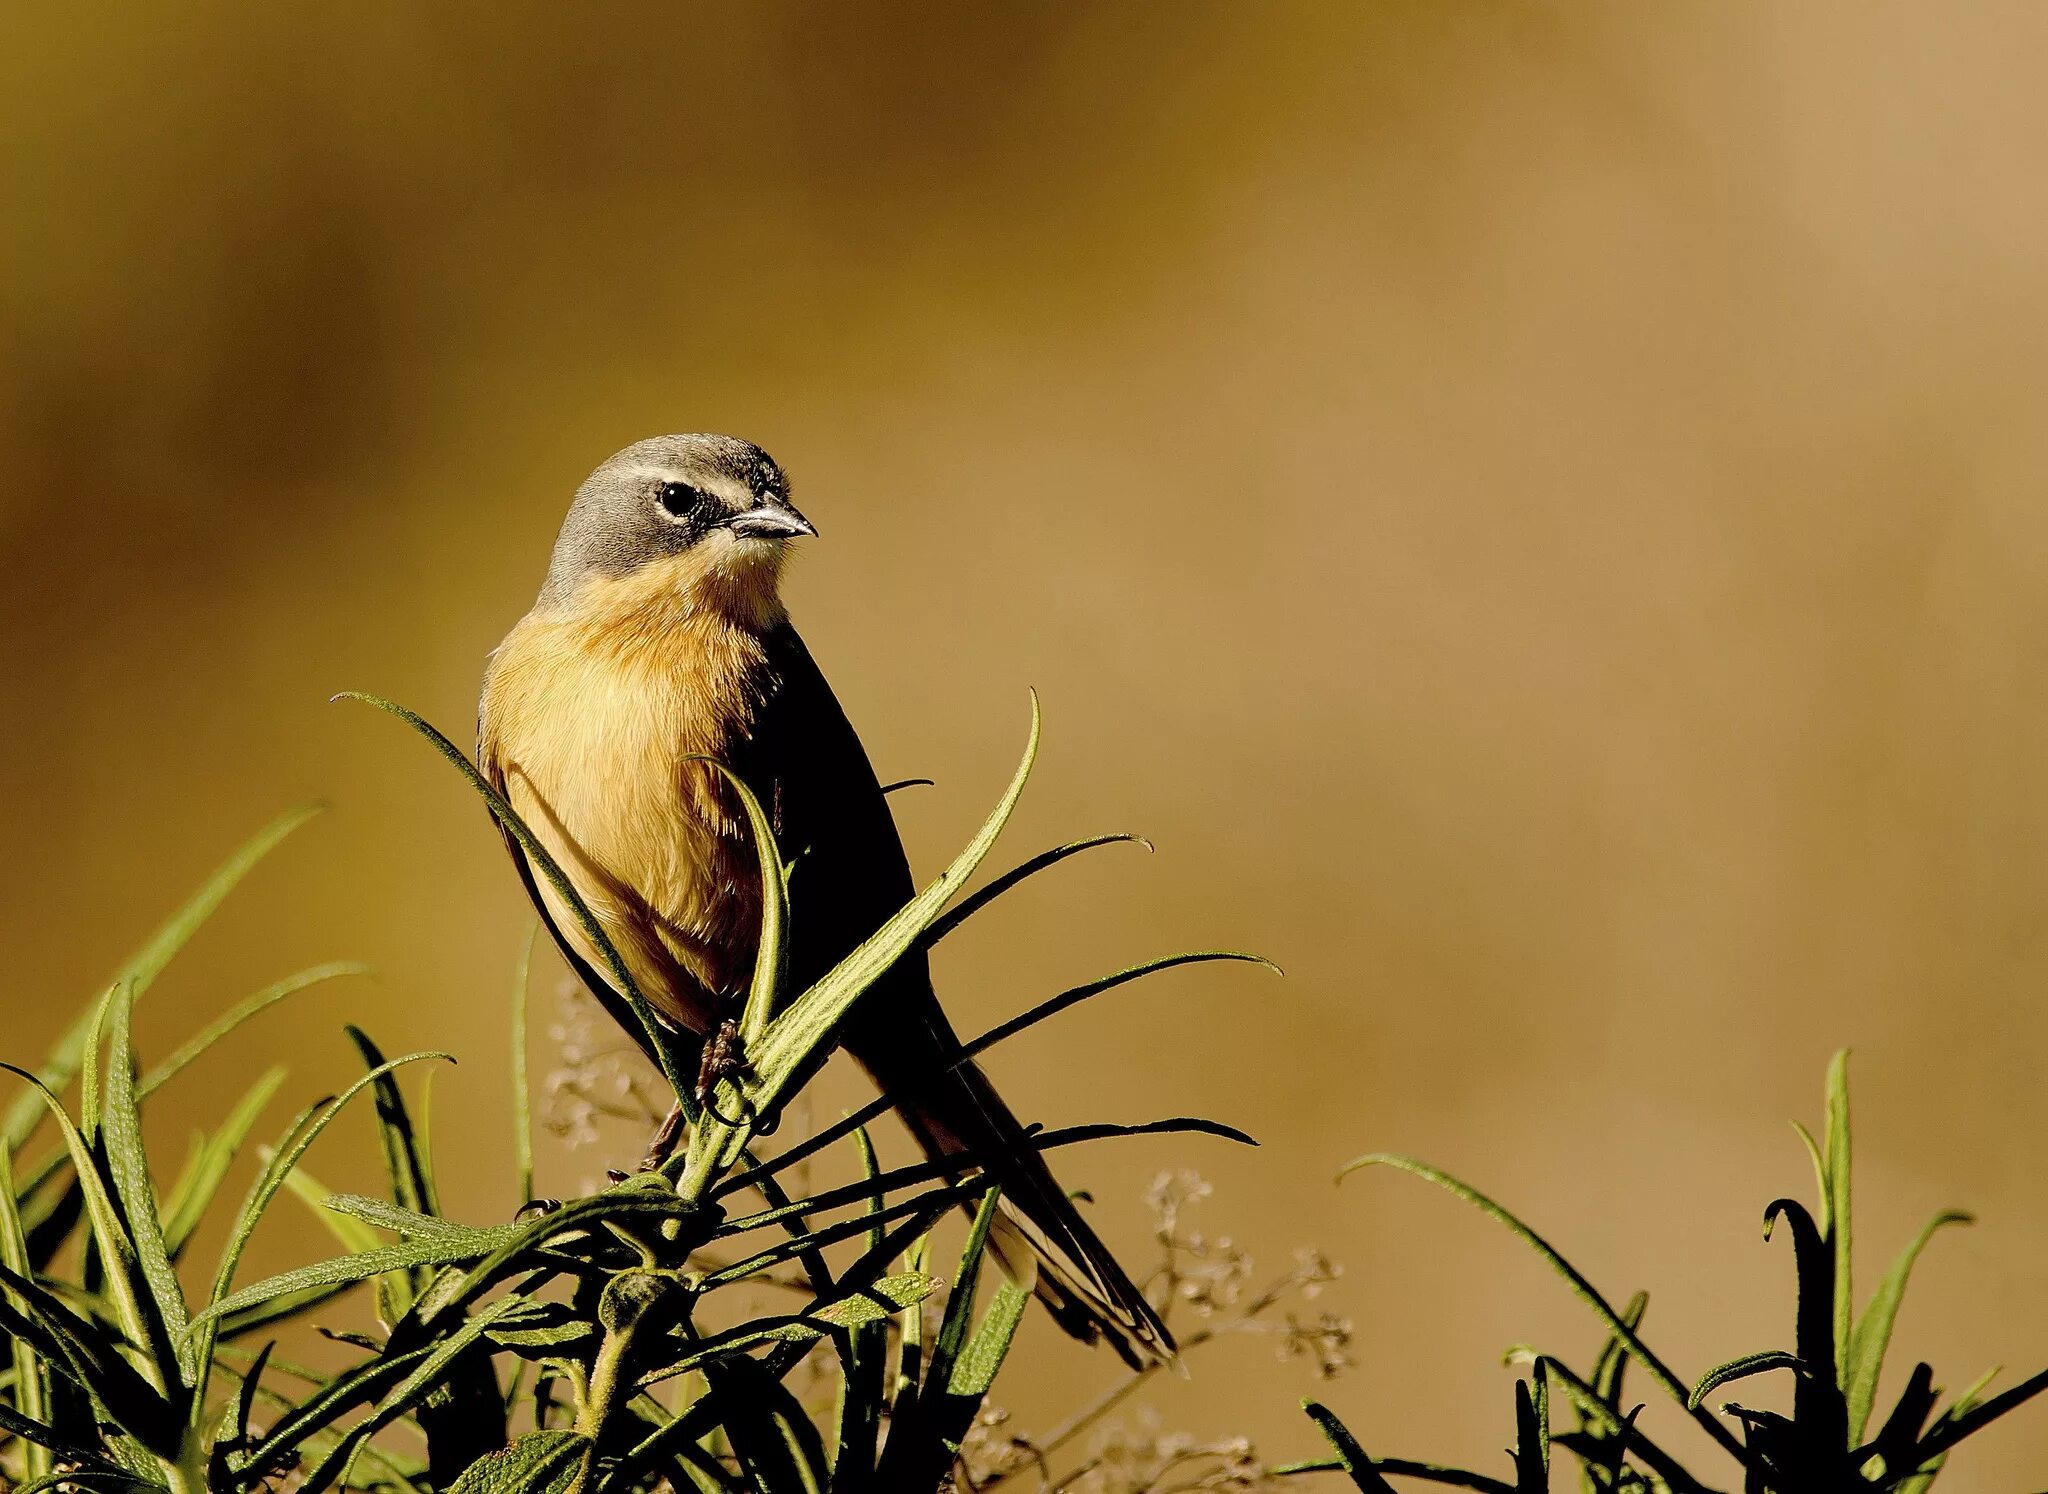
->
[542,980,670,1152]
[957,1169,1351,1492]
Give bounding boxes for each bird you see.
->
[477,433,1173,1367]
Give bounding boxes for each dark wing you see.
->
[734,625,1175,1367]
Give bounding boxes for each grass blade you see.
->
[100,984,192,1382]
[512,926,539,1208]
[0,1063,162,1393]
[336,692,696,1111]
[745,692,1042,1123]
[0,1139,52,1481]
[1687,1349,1807,1410]
[4,804,321,1152]
[1339,1153,1747,1463]
[1822,1049,1853,1380]
[1301,1401,1401,1493]
[918,833,1152,949]
[1845,1209,1973,1444]
[140,963,364,1099]
[161,1067,289,1257]
[187,1051,452,1425]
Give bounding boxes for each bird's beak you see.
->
[726,498,818,540]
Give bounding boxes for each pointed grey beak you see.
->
[726,499,818,540]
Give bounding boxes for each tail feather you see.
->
[871,1038,1176,1371]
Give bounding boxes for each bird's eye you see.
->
[657,482,702,519]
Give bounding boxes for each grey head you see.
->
[537,433,815,608]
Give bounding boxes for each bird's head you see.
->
[537,433,815,622]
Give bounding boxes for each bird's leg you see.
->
[638,1103,687,1173]
[693,1017,756,1127]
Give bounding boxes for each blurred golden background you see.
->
[6,1,2048,1481]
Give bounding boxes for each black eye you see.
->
[658,481,702,518]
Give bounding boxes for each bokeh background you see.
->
[7,1,2048,1482]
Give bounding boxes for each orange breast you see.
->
[478,556,782,1030]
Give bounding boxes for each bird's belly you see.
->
[493,652,764,1021]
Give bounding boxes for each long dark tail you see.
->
[848,1016,1175,1370]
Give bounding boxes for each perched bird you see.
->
[478,433,1172,1366]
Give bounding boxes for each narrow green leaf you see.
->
[1687,1349,1807,1410]
[0,1064,162,1392]
[1845,1209,1973,1443]
[294,1295,524,1494]
[0,1139,52,1481]
[100,983,192,1379]
[948,1278,1027,1398]
[1791,1120,1829,1236]
[512,925,539,1208]
[1823,1048,1853,1380]
[195,1221,524,1325]
[447,1429,589,1493]
[0,1261,180,1452]
[674,763,790,1195]
[160,1067,288,1256]
[4,804,321,1152]
[1533,1356,1713,1494]
[719,950,1272,1199]
[139,963,365,1099]
[336,692,696,1109]
[186,1051,453,1426]
[927,1187,1003,1397]
[1301,1401,1400,1493]
[918,832,1153,949]
[322,1192,475,1239]
[1339,1153,1748,1463]
[348,1027,439,1219]
[76,984,116,1140]
[746,692,1042,1121]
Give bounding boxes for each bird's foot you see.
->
[692,1018,756,1127]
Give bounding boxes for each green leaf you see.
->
[1844,1209,1972,1443]
[927,1187,1003,1397]
[3,804,321,1153]
[832,1126,888,1493]
[1822,1049,1853,1382]
[139,963,365,1099]
[0,1140,52,1481]
[293,1295,524,1494]
[346,1026,444,1318]
[745,693,1042,1127]
[1687,1349,1807,1410]
[322,1192,477,1239]
[512,926,540,1208]
[918,832,1153,949]
[279,1170,387,1255]
[0,1261,179,1453]
[718,951,1272,1201]
[161,1066,288,1257]
[1301,1401,1400,1493]
[1338,1154,1748,1464]
[675,762,790,1194]
[948,1277,1028,1399]
[642,1274,941,1383]
[193,1220,525,1325]
[100,983,192,1379]
[704,1355,830,1494]
[186,1050,453,1423]
[1532,1356,1709,1494]
[348,1028,440,1220]
[336,692,696,1108]
[0,1063,163,1395]
[447,1429,590,1494]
